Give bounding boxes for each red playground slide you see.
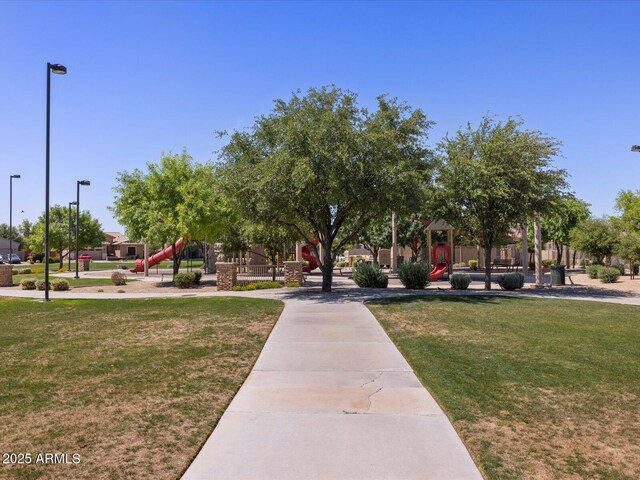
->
[301,245,319,273]
[430,244,449,281]
[130,238,185,273]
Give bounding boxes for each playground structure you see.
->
[301,245,319,273]
[426,219,455,281]
[130,238,185,273]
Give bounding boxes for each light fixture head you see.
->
[70,201,77,206]
[50,63,67,75]
[632,145,640,152]
[78,180,91,186]
[11,174,21,178]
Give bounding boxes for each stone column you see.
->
[79,259,91,272]
[295,242,302,262]
[534,213,543,287]
[0,265,13,287]
[284,261,304,286]
[216,262,237,291]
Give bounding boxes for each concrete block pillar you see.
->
[79,260,91,272]
[284,261,304,286]
[216,262,237,291]
[0,265,13,287]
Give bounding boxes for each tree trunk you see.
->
[320,241,334,292]
[572,249,577,269]
[484,244,493,290]
[555,242,563,264]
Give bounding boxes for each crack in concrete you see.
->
[359,372,383,388]
[366,387,383,411]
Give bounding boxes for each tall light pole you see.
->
[75,180,90,278]
[68,201,77,270]
[45,62,67,301]
[9,175,21,262]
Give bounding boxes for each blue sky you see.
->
[1,1,639,233]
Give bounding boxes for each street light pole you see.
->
[75,180,90,279]
[44,62,67,301]
[9,175,20,261]
[68,201,77,270]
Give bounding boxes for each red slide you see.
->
[301,245,318,273]
[430,244,449,281]
[130,238,185,273]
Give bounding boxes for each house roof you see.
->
[104,232,131,245]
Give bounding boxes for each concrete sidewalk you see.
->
[182,298,482,480]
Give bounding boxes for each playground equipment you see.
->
[301,245,319,273]
[130,238,185,273]
[430,244,450,281]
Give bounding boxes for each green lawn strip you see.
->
[11,273,124,287]
[367,296,640,480]
[0,297,283,480]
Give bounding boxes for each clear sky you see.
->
[1,0,639,233]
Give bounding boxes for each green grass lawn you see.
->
[0,297,283,480]
[368,296,640,480]
[11,273,120,287]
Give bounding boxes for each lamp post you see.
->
[9,175,21,262]
[68,201,77,270]
[75,180,90,278]
[44,62,67,301]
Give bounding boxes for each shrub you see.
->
[335,261,347,268]
[57,267,69,273]
[586,264,602,279]
[598,267,620,283]
[497,272,525,290]
[118,264,129,270]
[18,268,32,275]
[11,270,17,276]
[468,259,478,271]
[542,259,554,268]
[35,279,51,291]
[353,263,388,288]
[52,279,70,291]
[20,278,37,290]
[231,281,283,291]
[174,272,196,289]
[97,288,104,293]
[193,271,202,285]
[117,289,126,293]
[286,283,301,288]
[449,273,471,290]
[611,263,625,276]
[398,262,430,290]
[351,255,363,267]
[111,271,127,286]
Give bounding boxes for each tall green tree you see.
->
[27,206,104,269]
[111,150,228,274]
[219,86,433,291]
[614,232,640,274]
[540,196,590,264]
[569,217,619,264]
[430,116,568,289]
[398,217,428,261]
[615,189,640,233]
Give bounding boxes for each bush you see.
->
[232,281,283,291]
[35,279,51,291]
[598,267,620,283]
[174,272,196,289]
[335,261,347,268]
[18,268,32,275]
[193,271,202,285]
[542,259,554,268]
[497,272,525,290]
[20,278,37,290]
[52,279,70,291]
[468,259,478,271]
[398,262,430,290]
[450,273,472,290]
[57,267,69,273]
[586,264,602,279]
[611,263,625,276]
[286,283,301,288]
[352,263,388,288]
[111,271,128,286]
[350,255,363,267]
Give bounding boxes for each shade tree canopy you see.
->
[569,217,619,264]
[27,205,104,269]
[429,116,568,289]
[219,85,434,291]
